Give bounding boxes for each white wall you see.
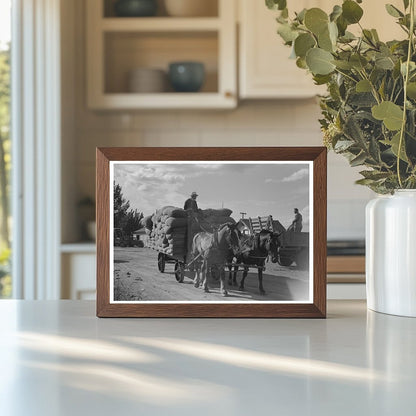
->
[61,0,375,243]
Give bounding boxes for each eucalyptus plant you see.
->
[266,0,416,193]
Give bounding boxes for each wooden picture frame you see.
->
[96,147,327,318]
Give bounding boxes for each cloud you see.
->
[281,168,309,183]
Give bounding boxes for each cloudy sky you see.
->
[113,162,311,231]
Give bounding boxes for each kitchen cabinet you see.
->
[86,0,237,109]
[238,0,404,99]
[61,244,96,300]
[239,0,325,99]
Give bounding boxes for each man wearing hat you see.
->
[184,191,199,213]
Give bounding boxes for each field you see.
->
[113,247,310,302]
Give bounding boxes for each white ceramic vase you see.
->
[366,190,416,317]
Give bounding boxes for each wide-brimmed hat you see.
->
[191,191,198,197]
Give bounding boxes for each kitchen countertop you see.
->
[0,300,415,416]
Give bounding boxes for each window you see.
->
[0,0,11,298]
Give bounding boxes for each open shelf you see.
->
[104,31,218,94]
[87,0,236,109]
[91,93,234,109]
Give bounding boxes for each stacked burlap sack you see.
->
[144,206,235,258]
[146,206,188,257]
[197,208,235,231]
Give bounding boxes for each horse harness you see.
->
[235,233,270,261]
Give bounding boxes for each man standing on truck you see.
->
[184,191,199,213]
[288,208,303,232]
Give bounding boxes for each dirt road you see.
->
[113,247,309,302]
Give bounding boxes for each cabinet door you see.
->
[239,0,404,99]
[62,253,96,300]
[239,0,325,99]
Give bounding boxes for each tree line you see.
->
[113,182,143,236]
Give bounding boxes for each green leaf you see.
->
[350,54,368,70]
[339,31,356,43]
[350,151,367,167]
[385,4,404,18]
[304,8,329,35]
[294,33,316,58]
[371,29,380,42]
[318,27,334,52]
[342,0,364,24]
[369,136,382,163]
[328,21,338,44]
[401,61,416,76]
[277,23,298,43]
[296,8,307,23]
[375,55,395,70]
[266,0,287,11]
[333,60,353,70]
[334,139,355,152]
[313,74,332,85]
[381,132,408,162]
[306,48,335,75]
[407,82,416,99]
[336,15,348,36]
[372,101,404,131]
[363,29,376,46]
[356,79,372,92]
[296,57,308,69]
[344,114,367,147]
[355,178,377,186]
[330,5,342,22]
[360,170,391,181]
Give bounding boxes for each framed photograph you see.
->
[96,147,327,318]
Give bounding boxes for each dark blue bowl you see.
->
[114,0,157,17]
[168,62,205,93]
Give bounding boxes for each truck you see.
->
[242,216,309,269]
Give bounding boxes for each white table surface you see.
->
[0,300,415,416]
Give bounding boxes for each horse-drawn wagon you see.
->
[144,206,236,284]
[237,215,309,269]
[155,214,193,283]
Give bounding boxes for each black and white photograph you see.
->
[110,161,313,303]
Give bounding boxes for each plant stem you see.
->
[334,68,358,84]
[397,0,415,188]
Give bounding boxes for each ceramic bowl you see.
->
[168,62,205,93]
[114,0,158,17]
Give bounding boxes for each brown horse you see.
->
[228,230,279,295]
[192,223,239,296]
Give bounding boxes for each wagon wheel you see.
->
[158,253,166,273]
[175,262,185,283]
[277,255,294,267]
[295,249,309,270]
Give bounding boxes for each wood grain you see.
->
[96,147,327,318]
